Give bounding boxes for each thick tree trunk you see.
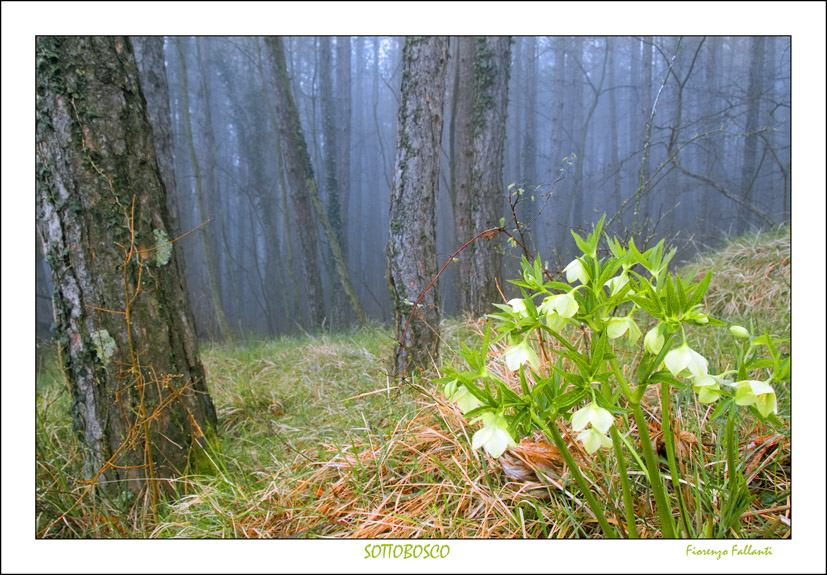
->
[35,36,217,499]
[386,36,450,375]
[467,37,510,317]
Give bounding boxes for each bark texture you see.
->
[467,37,510,317]
[266,36,365,329]
[265,36,327,329]
[386,36,450,375]
[35,36,217,497]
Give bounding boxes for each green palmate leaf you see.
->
[629,294,660,317]
[686,270,712,308]
[461,378,495,407]
[549,361,587,388]
[708,397,734,422]
[551,387,589,413]
[463,405,492,420]
[774,357,790,382]
[554,349,592,379]
[496,377,524,406]
[590,333,608,374]
[744,357,775,371]
[544,281,575,293]
[571,229,591,257]
[676,273,689,311]
[518,365,531,397]
[646,371,683,387]
[664,274,678,317]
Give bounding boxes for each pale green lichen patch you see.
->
[89,329,117,365]
[153,229,173,267]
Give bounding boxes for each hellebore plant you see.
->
[435,215,789,539]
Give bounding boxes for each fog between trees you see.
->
[36,36,791,341]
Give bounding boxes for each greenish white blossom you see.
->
[472,413,518,459]
[664,343,709,378]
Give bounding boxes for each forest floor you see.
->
[36,225,790,539]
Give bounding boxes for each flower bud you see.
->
[644,325,665,354]
[729,325,750,339]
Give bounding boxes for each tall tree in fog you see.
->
[266,36,366,329]
[266,36,326,329]
[175,37,232,340]
[521,36,537,223]
[387,36,450,374]
[467,37,511,316]
[335,37,352,261]
[319,36,348,327]
[741,36,765,208]
[255,38,302,327]
[450,37,475,312]
[36,36,217,496]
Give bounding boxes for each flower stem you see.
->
[660,381,693,537]
[531,411,618,538]
[610,356,676,538]
[631,405,677,538]
[610,426,638,538]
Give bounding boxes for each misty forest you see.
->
[35,36,791,541]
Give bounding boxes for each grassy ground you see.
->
[35,226,790,538]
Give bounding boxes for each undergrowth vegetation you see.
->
[36,226,790,538]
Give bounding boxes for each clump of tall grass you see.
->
[682,225,790,336]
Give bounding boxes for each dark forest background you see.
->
[35,35,791,340]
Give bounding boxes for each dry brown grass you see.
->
[234,383,606,539]
[683,225,790,333]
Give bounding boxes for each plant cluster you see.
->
[435,215,789,538]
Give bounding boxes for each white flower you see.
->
[445,380,482,413]
[503,338,540,372]
[576,427,615,454]
[571,403,615,454]
[733,380,778,417]
[644,325,665,354]
[545,312,569,332]
[571,402,614,434]
[664,343,708,378]
[539,292,579,319]
[472,413,518,458]
[604,272,630,296]
[606,316,642,346]
[508,298,529,318]
[563,258,589,285]
[692,375,723,404]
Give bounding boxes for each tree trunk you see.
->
[386,36,450,375]
[266,36,366,329]
[451,37,475,313]
[335,36,352,263]
[521,36,537,228]
[320,36,348,328]
[174,37,232,340]
[265,37,327,329]
[255,38,302,329]
[468,37,510,317]
[35,36,217,500]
